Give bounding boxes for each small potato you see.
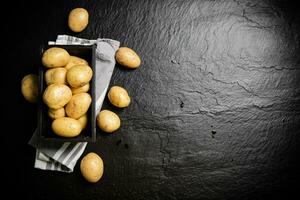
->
[42,47,70,68]
[115,47,141,69]
[97,110,120,133]
[80,152,104,183]
[65,56,88,70]
[108,86,131,108]
[21,74,38,103]
[67,65,93,88]
[68,8,89,32]
[78,114,88,129]
[43,84,72,109]
[71,83,90,94]
[52,117,82,137]
[45,68,67,85]
[48,108,65,120]
[66,93,91,119]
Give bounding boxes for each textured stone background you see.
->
[3,0,300,199]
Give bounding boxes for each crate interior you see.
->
[38,45,95,142]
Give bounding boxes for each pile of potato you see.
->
[42,47,92,137]
[21,6,142,184]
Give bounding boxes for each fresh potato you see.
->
[45,68,67,85]
[52,117,82,137]
[78,114,88,129]
[115,47,141,69]
[108,86,131,108]
[71,83,90,94]
[21,74,39,103]
[80,152,104,183]
[65,56,88,70]
[67,65,93,88]
[97,110,120,133]
[65,93,91,119]
[48,108,65,120]
[68,8,89,32]
[42,47,70,68]
[43,84,72,109]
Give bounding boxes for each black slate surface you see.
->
[3,0,300,199]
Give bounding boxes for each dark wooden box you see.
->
[37,44,96,143]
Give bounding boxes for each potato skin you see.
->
[80,152,104,183]
[43,84,72,109]
[42,47,70,68]
[65,93,91,119]
[115,47,141,69]
[108,86,131,108]
[65,56,88,70]
[45,68,67,85]
[21,74,39,103]
[67,65,93,88]
[97,110,120,133]
[71,83,90,95]
[68,8,89,32]
[48,108,65,120]
[52,117,82,137]
[78,114,88,129]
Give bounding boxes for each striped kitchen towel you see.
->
[28,35,120,172]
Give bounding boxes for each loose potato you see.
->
[45,68,67,85]
[78,114,88,129]
[43,84,72,109]
[42,47,70,68]
[48,108,65,120]
[21,74,39,103]
[108,86,131,108]
[97,110,120,133]
[65,56,88,70]
[71,83,90,94]
[65,93,91,119]
[115,47,141,69]
[67,65,93,88]
[80,152,104,183]
[68,8,89,32]
[52,117,82,137]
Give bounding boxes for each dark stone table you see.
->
[3,0,300,199]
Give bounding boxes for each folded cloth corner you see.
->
[28,35,120,173]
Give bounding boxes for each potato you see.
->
[67,65,93,88]
[21,74,38,103]
[43,84,72,109]
[68,8,89,32]
[52,117,82,137]
[42,47,70,68]
[78,114,88,129]
[115,47,141,69]
[108,86,131,108]
[80,152,104,183]
[48,108,65,120]
[45,68,67,85]
[71,83,90,94]
[65,93,91,119]
[97,110,120,133]
[65,56,88,70]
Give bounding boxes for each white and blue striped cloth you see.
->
[29,35,120,172]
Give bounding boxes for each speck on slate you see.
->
[116,139,122,146]
[180,101,184,108]
[211,130,217,138]
[124,144,129,149]
[171,59,179,64]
